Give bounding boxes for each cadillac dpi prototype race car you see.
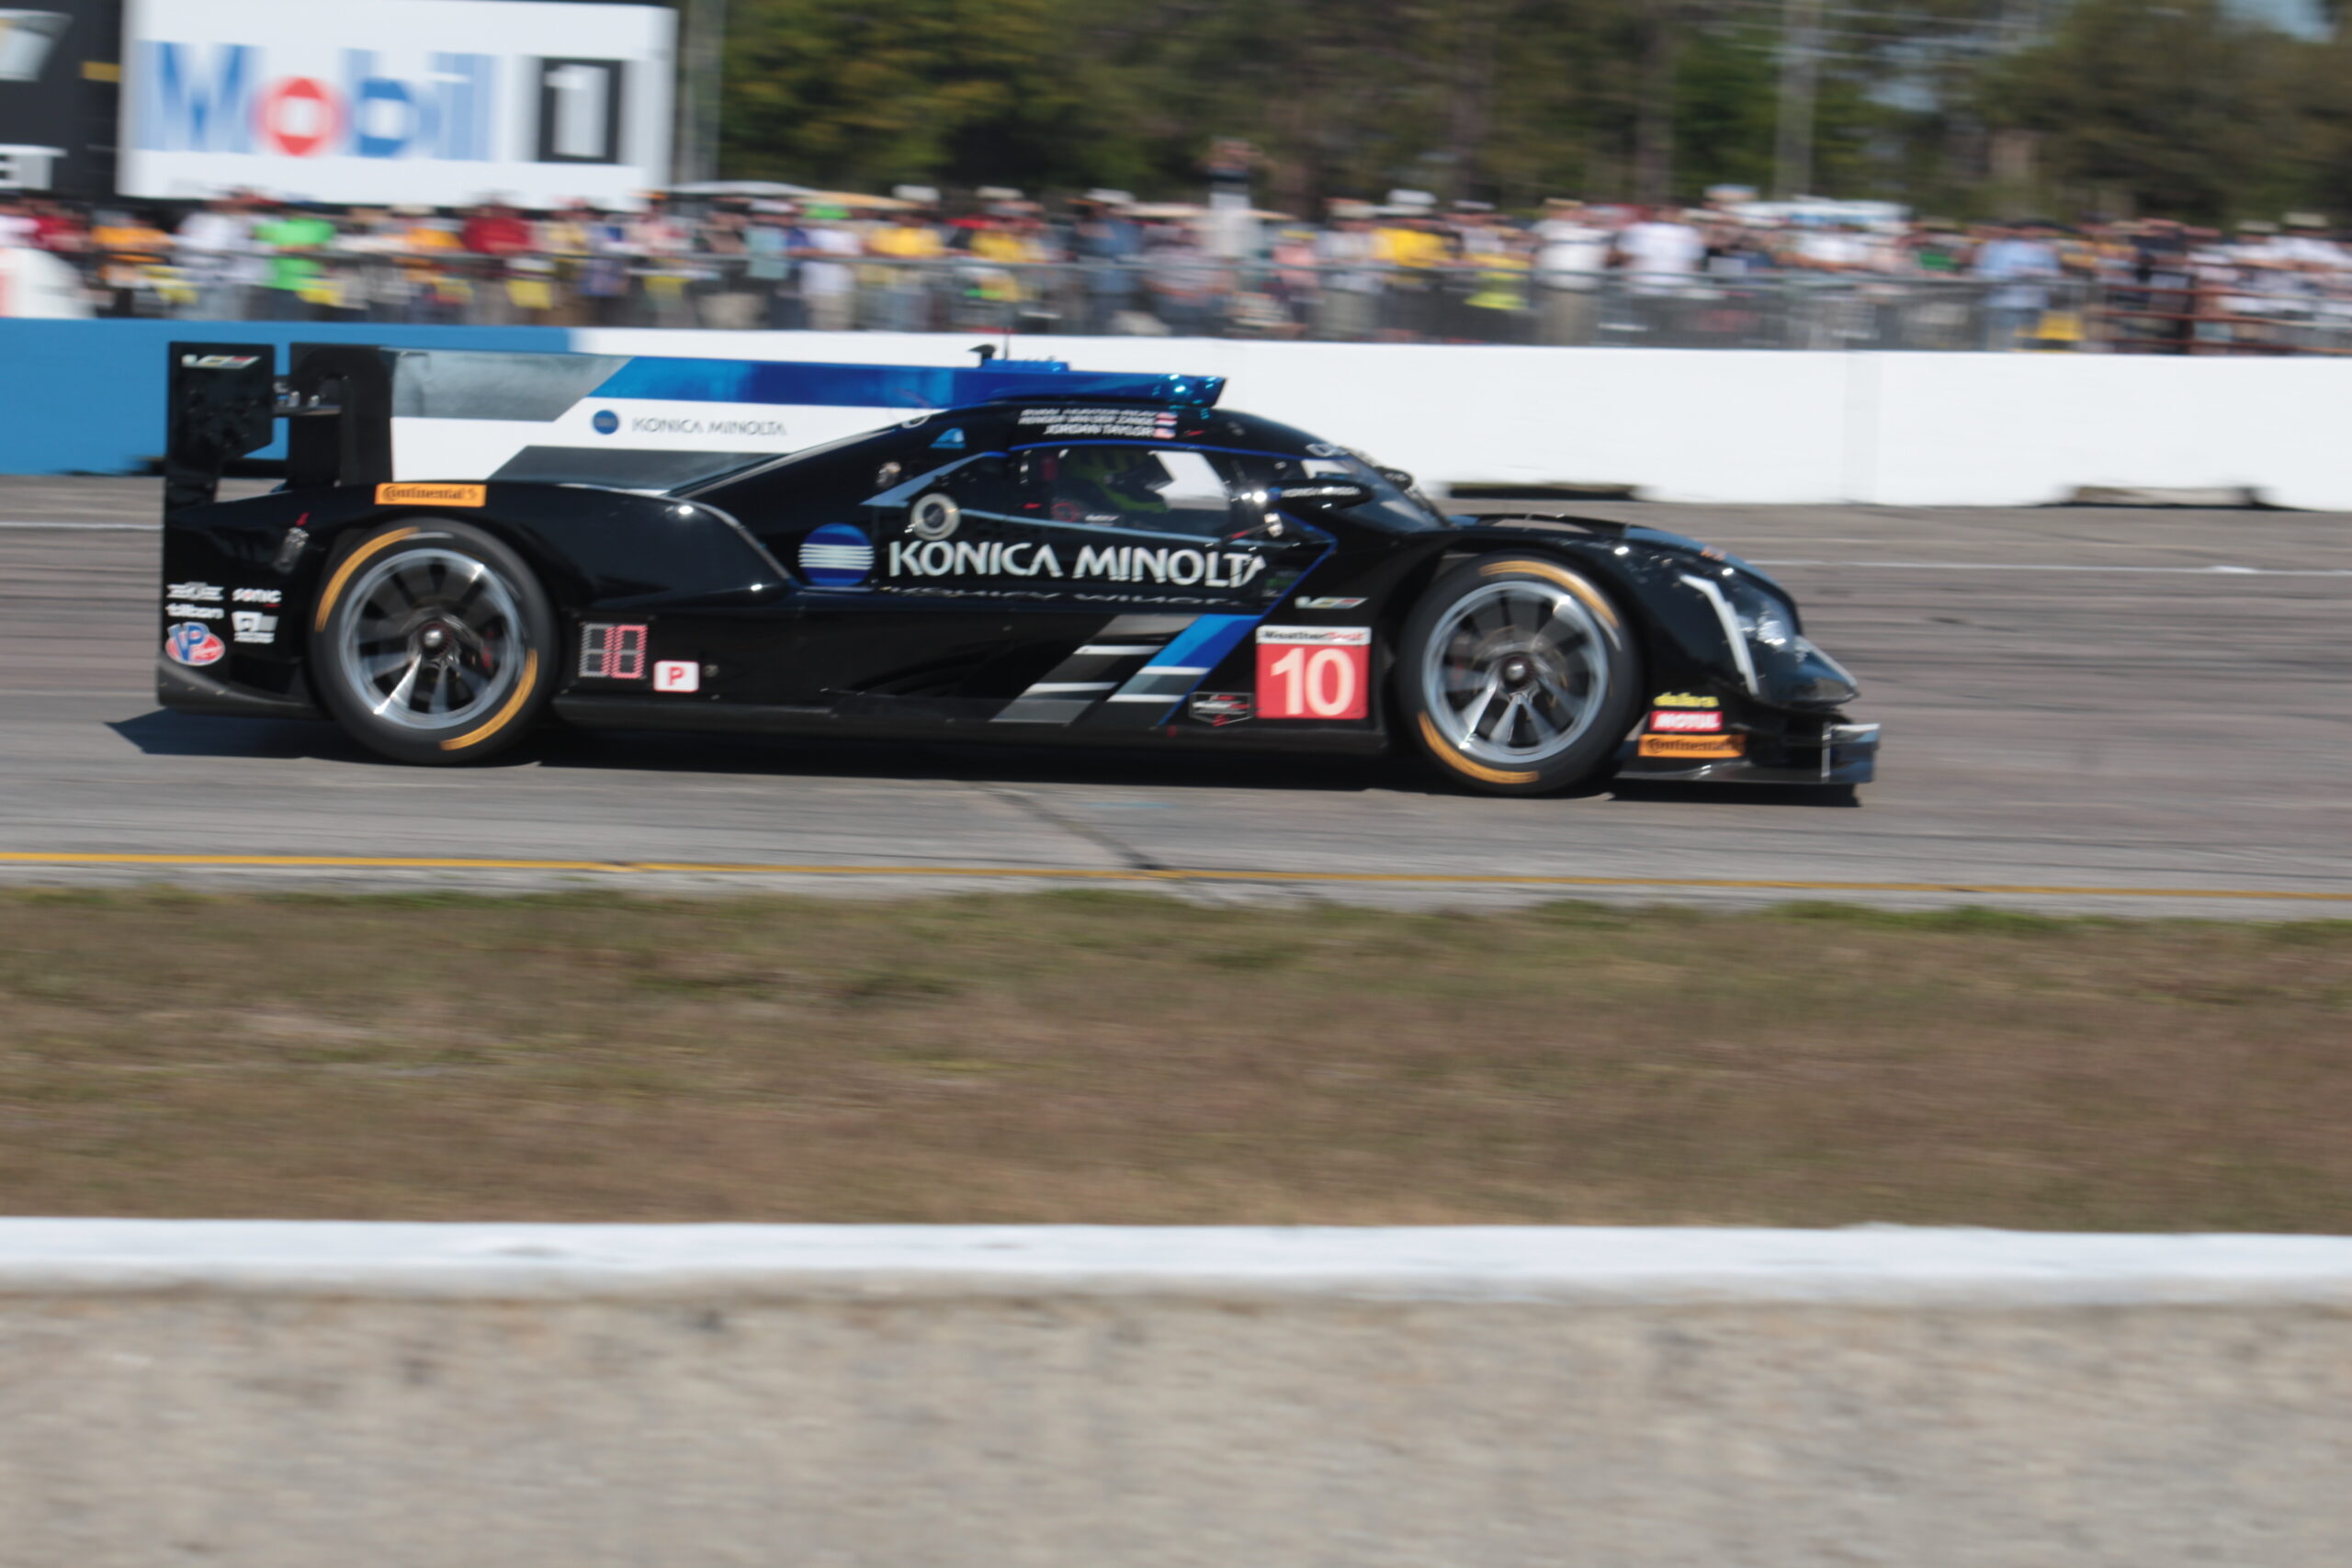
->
[158,343,1877,795]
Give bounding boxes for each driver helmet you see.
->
[1063,447,1170,509]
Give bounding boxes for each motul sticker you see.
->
[1649,709,1724,733]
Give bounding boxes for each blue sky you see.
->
[2227,0,2330,38]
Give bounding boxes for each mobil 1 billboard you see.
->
[119,0,675,209]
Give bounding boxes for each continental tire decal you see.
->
[1477,558,1621,632]
[377,483,486,508]
[313,527,417,632]
[1417,712,1539,787]
[440,650,539,752]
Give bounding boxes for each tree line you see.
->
[714,0,2352,224]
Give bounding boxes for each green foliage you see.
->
[1981,0,2301,220]
[715,0,2352,221]
[722,0,1113,191]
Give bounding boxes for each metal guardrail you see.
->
[44,250,2352,353]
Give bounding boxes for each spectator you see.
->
[1533,197,1611,344]
[1145,223,1218,338]
[1617,206,1703,340]
[18,183,2352,352]
[250,200,338,321]
[1618,206,1704,288]
[28,197,88,255]
[797,207,860,333]
[1072,191,1143,335]
[744,200,803,330]
[1315,202,1382,341]
[1373,208,1446,339]
[0,196,38,248]
[1972,221,2061,350]
[867,203,945,332]
[692,200,763,330]
[175,194,253,321]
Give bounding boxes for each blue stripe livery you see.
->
[587,358,1225,411]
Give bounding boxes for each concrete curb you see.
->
[5,1220,2352,1303]
[6,1224,2350,1566]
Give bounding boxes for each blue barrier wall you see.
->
[0,321,568,476]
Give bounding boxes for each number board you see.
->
[1255,626,1371,720]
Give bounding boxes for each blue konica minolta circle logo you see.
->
[798,523,875,588]
[592,409,620,435]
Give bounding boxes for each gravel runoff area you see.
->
[1,887,2347,1230]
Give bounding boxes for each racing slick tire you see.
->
[1398,553,1644,796]
[309,519,557,766]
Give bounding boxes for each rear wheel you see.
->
[1398,554,1643,795]
[310,520,555,765]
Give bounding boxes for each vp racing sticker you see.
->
[164,622,226,667]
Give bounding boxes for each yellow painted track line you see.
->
[0,852,2349,903]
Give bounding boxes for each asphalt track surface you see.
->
[5,478,2348,914]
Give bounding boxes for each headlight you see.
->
[1724,577,1794,650]
[1684,570,1860,708]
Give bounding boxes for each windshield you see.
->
[1227,450,1440,532]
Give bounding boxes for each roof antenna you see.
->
[969,343,998,364]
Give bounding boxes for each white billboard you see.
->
[119,0,675,209]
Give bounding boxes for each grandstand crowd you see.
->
[6,184,2352,352]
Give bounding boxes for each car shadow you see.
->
[107,709,1859,806]
[1609,779,1861,808]
[107,708,379,763]
[107,708,1419,795]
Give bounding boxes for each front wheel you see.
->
[310,520,556,765]
[1397,554,1644,795]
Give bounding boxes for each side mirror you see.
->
[1272,480,1374,512]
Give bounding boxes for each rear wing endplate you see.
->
[165,342,393,519]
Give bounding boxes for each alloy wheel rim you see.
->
[1421,580,1609,765]
[334,548,525,731]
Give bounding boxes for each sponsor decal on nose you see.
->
[1637,733,1746,760]
[164,621,226,667]
[798,524,874,588]
[1648,709,1724,733]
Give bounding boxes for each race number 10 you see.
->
[1256,626,1372,720]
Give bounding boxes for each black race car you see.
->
[157,342,1876,796]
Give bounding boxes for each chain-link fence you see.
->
[53,249,2352,354]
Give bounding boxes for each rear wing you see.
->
[164,341,1227,521]
[164,343,394,519]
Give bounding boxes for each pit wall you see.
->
[5,318,2346,507]
[4,1221,2349,1568]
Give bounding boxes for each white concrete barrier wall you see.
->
[577,329,2352,509]
[4,1221,2350,1567]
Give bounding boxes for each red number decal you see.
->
[1256,627,1369,719]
